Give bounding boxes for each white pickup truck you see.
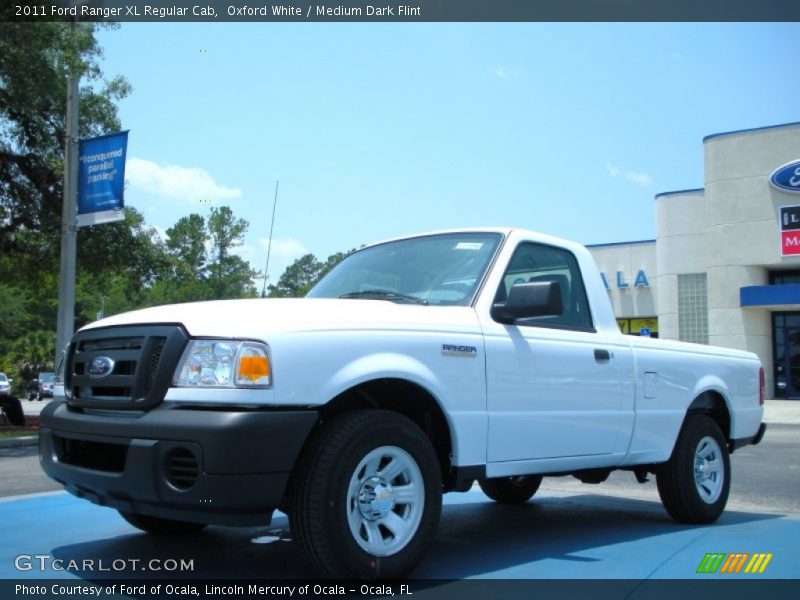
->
[40,228,766,578]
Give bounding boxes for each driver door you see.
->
[479,241,628,464]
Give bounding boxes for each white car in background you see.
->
[0,372,11,398]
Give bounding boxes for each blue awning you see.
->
[740,284,800,308]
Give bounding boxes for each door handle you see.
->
[594,349,612,361]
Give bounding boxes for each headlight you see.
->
[173,340,272,388]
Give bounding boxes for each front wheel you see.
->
[119,511,208,535]
[289,410,442,578]
[656,415,731,524]
[479,475,543,504]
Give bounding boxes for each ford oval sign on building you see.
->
[771,160,800,194]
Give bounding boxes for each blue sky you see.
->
[96,23,800,287]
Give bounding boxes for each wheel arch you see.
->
[317,377,456,489]
[685,388,732,441]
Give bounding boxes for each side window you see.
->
[494,242,594,330]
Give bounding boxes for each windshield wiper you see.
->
[339,289,429,305]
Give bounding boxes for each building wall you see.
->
[587,123,800,398]
[657,122,800,397]
[655,189,707,341]
[586,241,657,320]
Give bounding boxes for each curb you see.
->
[0,436,38,449]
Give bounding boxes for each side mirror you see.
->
[491,281,563,324]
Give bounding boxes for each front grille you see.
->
[55,436,128,473]
[164,448,200,490]
[66,324,188,411]
[146,338,166,394]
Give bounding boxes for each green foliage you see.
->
[268,250,355,298]
[0,24,261,394]
[0,21,130,254]
[207,206,259,299]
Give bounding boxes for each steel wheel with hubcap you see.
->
[657,414,731,524]
[289,410,442,578]
[693,436,725,504]
[347,446,425,557]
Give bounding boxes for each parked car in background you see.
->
[35,372,55,401]
[0,372,11,398]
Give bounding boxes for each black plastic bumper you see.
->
[729,422,767,453]
[39,401,318,526]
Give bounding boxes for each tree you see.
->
[269,254,323,298]
[166,214,208,278]
[0,21,131,255]
[268,249,355,298]
[0,25,265,394]
[207,206,258,299]
[74,207,169,327]
[0,21,130,393]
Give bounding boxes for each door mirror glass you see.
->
[491,281,563,324]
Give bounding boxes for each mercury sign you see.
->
[779,205,800,256]
[76,131,129,227]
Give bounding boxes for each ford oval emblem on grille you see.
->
[88,356,115,379]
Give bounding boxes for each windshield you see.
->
[39,373,55,383]
[308,233,503,306]
[0,374,7,383]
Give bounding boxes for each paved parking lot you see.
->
[0,486,798,581]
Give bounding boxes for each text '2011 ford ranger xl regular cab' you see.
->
[40,228,767,578]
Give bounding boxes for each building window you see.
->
[678,273,708,344]
[770,270,800,285]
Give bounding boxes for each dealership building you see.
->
[585,121,800,400]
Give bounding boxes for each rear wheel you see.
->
[290,410,442,578]
[656,415,730,524]
[119,511,208,535]
[479,475,543,504]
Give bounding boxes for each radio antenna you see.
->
[261,180,279,297]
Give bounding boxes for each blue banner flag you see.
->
[77,131,129,227]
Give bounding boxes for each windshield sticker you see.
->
[454,242,483,250]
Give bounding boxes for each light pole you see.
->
[55,2,80,364]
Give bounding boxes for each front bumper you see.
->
[39,401,318,526]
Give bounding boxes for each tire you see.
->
[0,397,25,426]
[289,410,442,579]
[119,511,208,535]
[656,415,731,524]
[479,475,543,504]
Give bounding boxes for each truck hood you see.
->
[82,297,480,338]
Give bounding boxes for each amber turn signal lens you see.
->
[237,355,270,381]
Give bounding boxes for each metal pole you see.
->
[261,180,279,297]
[55,7,80,363]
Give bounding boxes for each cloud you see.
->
[606,162,621,177]
[259,236,307,260]
[126,157,242,203]
[254,236,308,287]
[625,170,653,186]
[493,65,520,79]
[606,162,652,187]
